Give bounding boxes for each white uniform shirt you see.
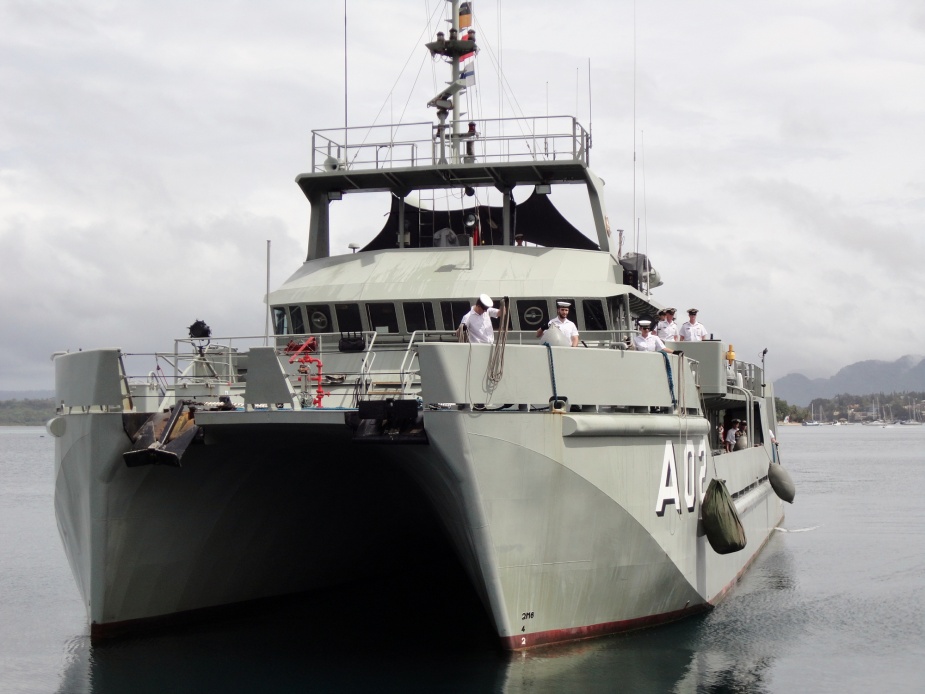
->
[545,315,579,343]
[725,427,738,447]
[658,320,679,342]
[679,320,708,341]
[632,333,668,352]
[460,306,500,344]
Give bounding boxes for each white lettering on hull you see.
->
[655,438,708,516]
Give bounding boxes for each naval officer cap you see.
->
[687,308,698,314]
[556,301,571,308]
[477,293,493,309]
[638,319,652,328]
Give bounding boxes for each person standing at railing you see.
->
[658,308,679,342]
[463,121,478,164]
[631,320,677,354]
[458,294,503,344]
[537,301,579,347]
[679,308,708,342]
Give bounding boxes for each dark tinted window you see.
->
[441,301,472,330]
[582,299,607,330]
[289,306,305,334]
[516,299,547,330]
[305,305,333,334]
[366,303,399,334]
[403,302,436,333]
[273,307,288,335]
[335,304,363,332]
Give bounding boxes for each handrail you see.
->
[311,115,591,172]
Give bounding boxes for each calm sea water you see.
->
[1,424,924,693]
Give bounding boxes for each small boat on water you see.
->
[802,404,821,426]
[47,1,788,650]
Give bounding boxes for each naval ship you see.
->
[48,1,788,649]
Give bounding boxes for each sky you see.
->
[2,0,924,391]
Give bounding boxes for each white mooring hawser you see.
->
[48,1,791,650]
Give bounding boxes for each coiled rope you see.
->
[487,300,510,387]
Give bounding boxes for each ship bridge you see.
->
[294,116,613,259]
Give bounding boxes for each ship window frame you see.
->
[581,299,607,331]
[402,301,437,333]
[335,303,364,333]
[365,302,399,334]
[272,307,288,335]
[305,304,334,334]
[516,299,548,331]
[440,301,473,331]
[289,305,305,335]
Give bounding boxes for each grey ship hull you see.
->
[51,343,783,648]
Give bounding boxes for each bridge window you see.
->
[289,306,305,335]
[335,304,363,333]
[273,307,288,335]
[403,302,436,332]
[441,301,472,330]
[582,300,607,330]
[305,305,333,334]
[516,300,547,330]
[366,303,399,334]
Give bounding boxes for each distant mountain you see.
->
[774,355,925,406]
[0,390,54,401]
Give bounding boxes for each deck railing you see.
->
[115,330,766,410]
[311,115,591,172]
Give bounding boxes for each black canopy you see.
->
[362,192,600,251]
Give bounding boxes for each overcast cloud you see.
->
[1,0,923,390]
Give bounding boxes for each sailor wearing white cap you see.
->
[678,308,708,342]
[657,307,679,342]
[458,293,504,343]
[632,319,678,353]
[537,300,579,346]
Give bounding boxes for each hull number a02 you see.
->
[655,438,708,516]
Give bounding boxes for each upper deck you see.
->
[294,116,614,259]
[298,115,591,195]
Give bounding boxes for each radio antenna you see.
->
[632,0,637,257]
[588,58,592,142]
[344,1,348,154]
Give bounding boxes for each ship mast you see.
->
[425,0,476,164]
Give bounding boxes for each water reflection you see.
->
[55,535,799,693]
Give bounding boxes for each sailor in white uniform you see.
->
[678,308,708,342]
[631,320,677,353]
[658,307,679,342]
[459,294,502,344]
[537,301,579,346]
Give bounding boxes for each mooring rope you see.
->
[545,343,558,404]
[487,299,510,387]
[660,351,677,409]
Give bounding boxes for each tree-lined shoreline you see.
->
[775,392,925,424]
[0,399,55,426]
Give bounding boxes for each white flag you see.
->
[460,63,475,86]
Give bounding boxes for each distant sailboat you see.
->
[901,397,922,425]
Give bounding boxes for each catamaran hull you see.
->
[53,407,783,648]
